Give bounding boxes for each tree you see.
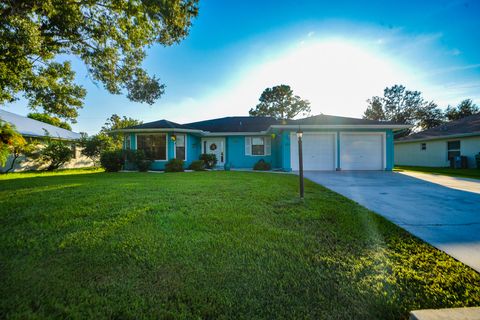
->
[363,85,445,134]
[0,0,199,121]
[249,85,311,119]
[27,113,72,130]
[38,139,73,171]
[445,99,479,121]
[0,120,24,166]
[101,114,142,149]
[79,133,114,165]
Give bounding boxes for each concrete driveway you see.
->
[302,171,480,272]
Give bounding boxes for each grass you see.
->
[395,165,480,180]
[0,170,479,319]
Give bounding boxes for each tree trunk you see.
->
[5,153,19,173]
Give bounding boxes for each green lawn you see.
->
[395,165,480,180]
[0,170,479,319]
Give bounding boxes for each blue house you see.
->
[117,114,409,171]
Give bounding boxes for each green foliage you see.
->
[101,114,142,149]
[395,166,480,180]
[99,150,124,172]
[253,159,271,171]
[38,139,73,171]
[80,133,115,164]
[199,153,217,169]
[165,159,184,172]
[189,160,206,171]
[27,113,72,130]
[0,0,199,120]
[363,85,446,135]
[249,84,311,119]
[445,99,479,121]
[125,149,152,172]
[0,171,479,319]
[0,120,35,171]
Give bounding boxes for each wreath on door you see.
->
[209,143,217,151]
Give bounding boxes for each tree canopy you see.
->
[101,114,142,149]
[363,85,445,134]
[27,113,72,130]
[0,0,199,121]
[445,99,479,121]
[249,85,311,120]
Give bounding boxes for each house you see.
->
[0,109,94,172]
[395,113,480,168]
[117,114,409,171]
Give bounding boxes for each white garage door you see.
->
[340,133,384,170]
[291,133,336,171]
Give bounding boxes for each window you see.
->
[245,136,271,156]
[421,143,426,150]
[252,137,265,155]
[175,134,186,160]
[124,135,131,150]
[447,140,460,160]
[137,134,167,160]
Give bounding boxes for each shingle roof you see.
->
[288,114,403,126]
[0,109,81,140]
[185,116,280,132]
[396,113,480,142]
[125,119,196,130]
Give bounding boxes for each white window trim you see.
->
[245,136,271,156]
[173,134,187,161]
[135,133,168,161]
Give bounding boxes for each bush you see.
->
[39,140,73,171]
[199,153,217,169]
[189,160,205,171]
[253,159,271,171]
[165,159,184,172]
[100,150,124,172]
[125,149,152,172]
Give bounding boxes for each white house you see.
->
[395,113,480,168]
[0,109,94,172]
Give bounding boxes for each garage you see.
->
[340,133,384,170]
[290,132,336,171]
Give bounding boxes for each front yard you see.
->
[395,165,480,180]
[0,170,479,319]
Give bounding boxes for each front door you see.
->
[202,138,226,167]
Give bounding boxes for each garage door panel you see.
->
[291,133,336,171]
[340,134,383,170]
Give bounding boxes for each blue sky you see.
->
[8,0,480,134]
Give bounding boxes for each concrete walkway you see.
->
[302,171,480,272]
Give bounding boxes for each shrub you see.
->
[100,150,124,172]
[39,140,73,171]
[253,159,271,171]
[165,159,184,172]
[125,149,152,172]
[79,133,114,165]
[199,153,217,169]
[189,160,205,171]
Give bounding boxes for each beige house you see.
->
[395,114,480,168]
[0,109,94,172]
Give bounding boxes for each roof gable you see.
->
[125,119,195,130]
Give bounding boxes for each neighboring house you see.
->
[117,114,409,171]
[0,109,94,172]
[395,113,480,168]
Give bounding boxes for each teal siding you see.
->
[281,131,291,171]
[386,129,394,171]
[128,132,201,171]
[225,135,276,169]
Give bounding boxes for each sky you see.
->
[6,0,480,134]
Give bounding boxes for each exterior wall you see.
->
[129,132,201,170]
[0,144,95,173]
[395,136,480,168]
[225,135,276,169]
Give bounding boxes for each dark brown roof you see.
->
[396,113,480,142]
[125,119,196,130]
[287,114,403,126]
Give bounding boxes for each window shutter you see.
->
[245,137,252,155]
[265,137,271,155]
